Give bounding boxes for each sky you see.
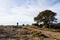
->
[0,0,60,25]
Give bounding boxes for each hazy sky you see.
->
[0,0,60,25]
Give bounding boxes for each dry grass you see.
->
[0,25,60,40]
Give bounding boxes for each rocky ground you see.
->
[0,25,60,40]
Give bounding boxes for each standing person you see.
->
[17,22,19,27]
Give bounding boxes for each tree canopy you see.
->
[34,10,57,27]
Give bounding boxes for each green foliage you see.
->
[34,10,57,27]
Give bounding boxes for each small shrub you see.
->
[22,24,25,26]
